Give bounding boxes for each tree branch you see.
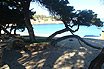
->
[0,24,11,36]
[68,24,75,28]
[74,24,79,32]
[0,24,25,41]
[50,35,102,50]
[46,28,69,40]
[46,24,79,40]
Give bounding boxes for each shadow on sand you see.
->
[1,49,26,69]
[0,38,103,69]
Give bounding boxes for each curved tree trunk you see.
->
[47,25,79,40]
[23,9,36,42]
[22,0,36,42]
[46,28,69,40]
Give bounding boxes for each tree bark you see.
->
[46,25,79,40]
[46,28,69,40]
[22,0,36,42]
[0,27,1,36]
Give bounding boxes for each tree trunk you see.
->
[22,1,36,42]
[46,28,69,40]
[0,27,1,36]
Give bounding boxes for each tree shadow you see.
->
[54,38,101,68]
[0,37,102,69]
[84,38,104,48]
[1,49,26,69]
[33,48,64,69]
[17,38,102,69]
[16,48,62,69]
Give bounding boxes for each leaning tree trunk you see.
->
[22,1,36,42]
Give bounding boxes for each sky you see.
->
[30,0,104,21]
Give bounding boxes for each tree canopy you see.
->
[0,0,103,41]
[0,2,26,33]
[0,0,36,41]
[38,0,103,28]
[37,0,103,39]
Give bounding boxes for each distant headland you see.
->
[30,19,63,25]
[31,15,63,25]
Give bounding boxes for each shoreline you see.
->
[31,22,63,25]
[16,32,102,40]
[30,19,63,25]
[1,31,102,40]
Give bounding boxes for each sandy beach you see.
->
[0,33,104,69]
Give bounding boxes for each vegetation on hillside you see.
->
[33,14,60,22]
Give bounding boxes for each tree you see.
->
[38,1,104,68]
[38,0,103,40]
[0,3,26,35]
[0,0,36,41]
[21,0,36,42]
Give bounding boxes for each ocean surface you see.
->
[23,23,104,37]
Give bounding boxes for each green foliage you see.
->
[0,0,36,32]
[0,0,36,42]
[33,15,47,20]
[0,3,26,32]
[33,14,60,21]
[73,10,103,27]
[38,0,103,28]
[38,0,74,21]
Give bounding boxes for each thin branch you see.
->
[74,24,79,32]
[0,24,11,36]
[68,24,75,28]
[68,24,79,32]
[0,24,25,41]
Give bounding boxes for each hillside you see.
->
[31,15,63,25]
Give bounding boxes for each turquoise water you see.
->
[23,24,103,37]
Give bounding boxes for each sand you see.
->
[0,37,104,69]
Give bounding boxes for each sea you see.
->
[22,23,104,37]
